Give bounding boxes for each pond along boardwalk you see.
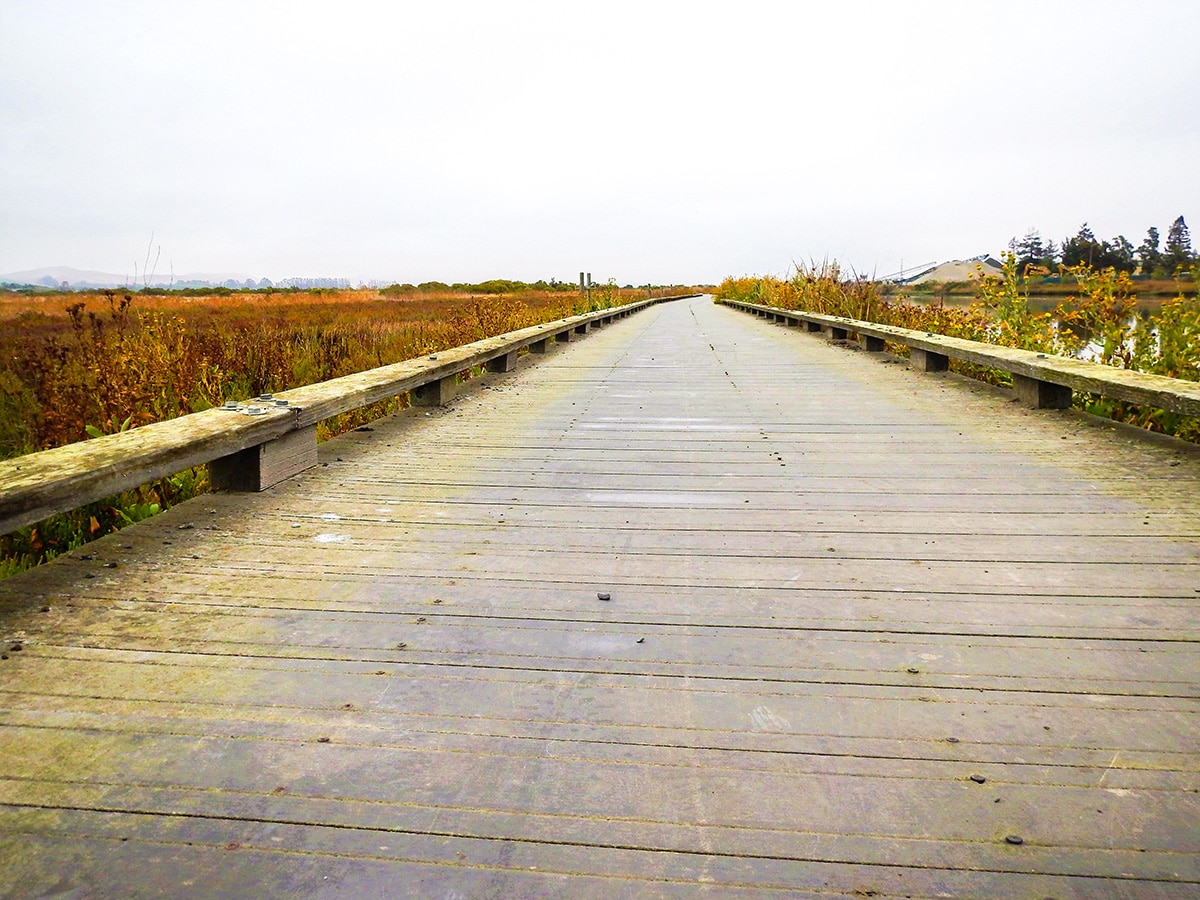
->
[1,295,1198,898]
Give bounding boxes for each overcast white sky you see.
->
[2,0,1198,285]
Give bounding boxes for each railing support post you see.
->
[806,321,822,333]
[485,351,519,374]
[829,326,849,340]
[555,330,575,343]
[412,376,455,407]
[1014,374,1072,409]
[210,425,317,492]
[910,348,949,372]
[529,338,550,354]
[860,335,886,352]
[574,323,590,335]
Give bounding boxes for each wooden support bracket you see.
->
[806,321,822,333]
[1014,374,1073,409]
[829,326,849,340]
[529,338,549,354]
[574,323,590,335]
[210,425,317,492]
[555,330,575,343]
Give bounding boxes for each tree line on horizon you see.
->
[1008,215,1194,278]
[381,278,576,295]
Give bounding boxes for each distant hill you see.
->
[0,266,260,290]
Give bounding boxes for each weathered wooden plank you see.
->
[4,690,1196,789]
[50,532,1197,595]
[5,807,1196,898]
[13,615,1197,696]
[0,731,1196,863]
[15,587,1199,642]
[22,544,1198,597]
[9,580,1200,649]
[63,516,1198,563]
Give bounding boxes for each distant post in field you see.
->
[579,272,585,297]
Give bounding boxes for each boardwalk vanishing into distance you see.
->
[1,294,1198,897]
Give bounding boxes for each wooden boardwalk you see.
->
[1,294,1198,897]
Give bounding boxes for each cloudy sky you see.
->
[2,0,1197,285]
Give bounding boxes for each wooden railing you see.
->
[720,298,1200,417]
[0,298,678,536]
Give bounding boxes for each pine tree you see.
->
[1010,228,1048,275]
[1109,235,1135,272]
[1164,216,1195,273]
[1138,227,1162,276]
[1062,223,1101,267]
